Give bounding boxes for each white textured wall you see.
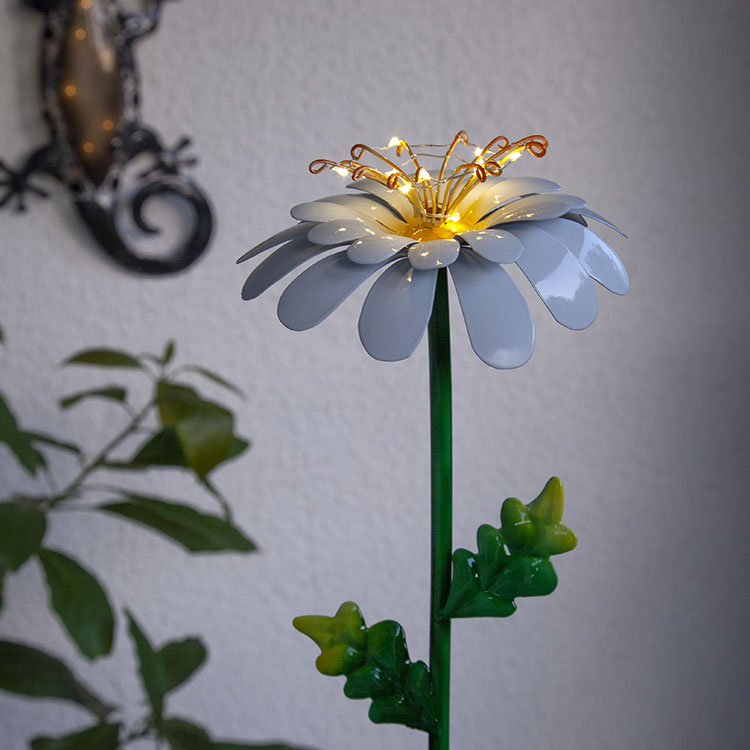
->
[1,1,748,748]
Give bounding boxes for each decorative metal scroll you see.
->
[0,0,213,275]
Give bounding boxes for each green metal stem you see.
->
[428,268,452,750]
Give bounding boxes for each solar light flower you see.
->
[238,132,628,749]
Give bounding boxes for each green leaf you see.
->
[38,549,115,660]
[127,427,189,468]
[127,611,167,719]
[179,366,245,397]
[226,437,251,461]
[162,340,176,366]
[294,602,437,735]
[0,392,45,474]
[156,383,234,476]
[59,388,127,410]
[0,563,5,613]
[441,477,577,620]
[212,745,317,750]
[62,349,141,369]
[0,501,46,571]
[30,723,121,750]
[159,637,207,693]
[0,640,113,719]
[26,432,82,456]
[99,495,255,553]
[159,718,213,750]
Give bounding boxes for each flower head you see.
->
[238,132,628,368]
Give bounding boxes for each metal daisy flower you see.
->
[238,132,628,368]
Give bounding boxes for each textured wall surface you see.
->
[1,1,748,748]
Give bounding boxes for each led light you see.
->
[332,166,349,178]
[507,148,524,162]
[474,147,483,157]
[398,183,412,194]
[416,168,431,183]
[387,136,401,149]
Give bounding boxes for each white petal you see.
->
[319,193,408,231]
[449,252,535,369]
[237,222,313,263]
[575,207,627,237]
[347,179,414,221]
[479,193,587,227]
[533,218,629,295]
[241,237,329,300]
[462,177,561,223]
[408,239,460,270]
[509,224,599,330]
[291,200,365,223]
[307,220,382,246]
[358,260,437,361]
[347,235,413,264]
[458,229,524,263]
[277,250,393,331]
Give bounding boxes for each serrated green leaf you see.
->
[59,388,127,410]
[38,549,114,660]
[127,611,167,719]
[0,392,45,474]
[179,366,245,397]
[159,717,213,750]
[30,723,121,750]
[295,602,437,735]
[26,432,82,456]
[442,477,576,620]
[0,501,46,571]
[0,640,113,718]
[159,637,207,693]
[99,495,255,553]
[62,349,141,368]
[156,383,234,477]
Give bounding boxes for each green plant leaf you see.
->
[59,388,127,410]
[213,744,317,749]
[30,723,121,750]
[441,477,577,620]
[159,637,207,693]
[0,501,46,571]
[162,340,176,366]
[99,495,255,553]
[156,383,234,477]
[127,611,168,719]
[62,349,141,369]
[159,718,213,750]
[0,563,5,613]
[38,549,115,660]
[179,366,245,397]
[25,432,82,456]
[127,427,189,468]
[0,640,113,718]
[0,392,45,474]
[294,602,437,735]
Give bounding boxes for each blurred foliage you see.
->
[0,335,311,750]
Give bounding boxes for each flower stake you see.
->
[238,132,628,748]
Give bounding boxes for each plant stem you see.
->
[428,268,452,750]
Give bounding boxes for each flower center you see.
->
[309,131,548,236]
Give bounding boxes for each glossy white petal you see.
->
[458,229,524,263]
[463,177,562,223]
[479,193,587,227]
[307,219,383,246]
[237,222,313,263]
[449,252,535,369]
[534,218,629,295]
[241,237,329,300]
[277,250,393,331]
[347,235,413,264]
[347,179,414,221]
[408,239,460,270]
[358,260,437,361]
[509,224,599,330]
[320,193,408,230]
[575,207,627,237]
[291,201,365,223]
